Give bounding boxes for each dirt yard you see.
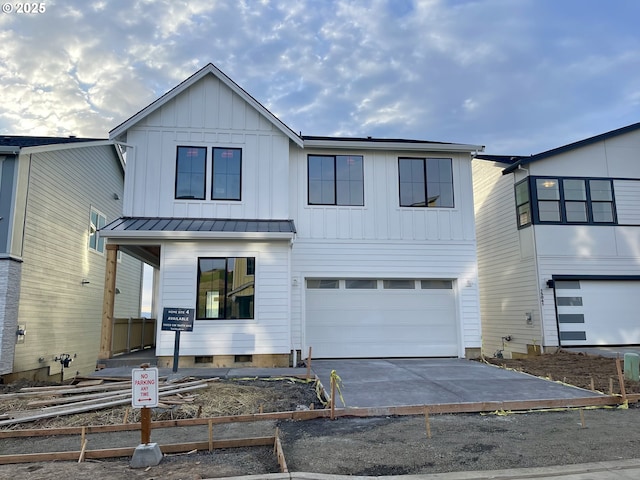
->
[0,350,639,479]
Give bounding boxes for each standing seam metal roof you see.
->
[101,217,296,234]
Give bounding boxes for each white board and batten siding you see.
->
[156,241,291,357]
[289,148,481,358]
[123,74,291,220]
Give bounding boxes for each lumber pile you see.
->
[0,377,217,427]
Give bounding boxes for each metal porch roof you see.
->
[100,217,296,240]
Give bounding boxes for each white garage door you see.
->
[305,279,458,358]
[556,280,640,346]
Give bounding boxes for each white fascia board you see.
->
[100,230,295,241]
[303,139,485,153]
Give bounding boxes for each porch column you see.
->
[98,244,119,360]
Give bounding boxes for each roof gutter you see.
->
[303,139,484,153]
[0,146,20,155]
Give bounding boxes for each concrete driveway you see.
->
[311,358,602,408]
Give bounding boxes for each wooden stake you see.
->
[259,404,264,414]
[123,407,130,424]
[616,357,627,403]
[424,408,432,439]
[78,439,88,463]
[609,377,614,395]
[579,408,586,428]
[80,426,85,447]
[547,373,553,381]
[590,377,595,391]
[306,347,312,380]
[208,420,213,452]
[330,373,336,420]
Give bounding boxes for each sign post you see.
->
[130,365,161,468]
[161,307,195,373]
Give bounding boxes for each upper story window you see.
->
[515,176,616,226]
[175,146,206,200]
[308,155,364,206]
[88,207,106,253]
[212,148,242,201]
[515,180,531,227]
[399,158,454,207]
[197,257,255,320]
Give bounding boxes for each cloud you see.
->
[0,0,638,153]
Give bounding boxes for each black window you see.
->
[212,148,242,200]
[175,146,206,199]
[308,155,364,206]
[399,158,453,207]
[527,176,616,225]
[197,257,255,320]
[515,180,531,227]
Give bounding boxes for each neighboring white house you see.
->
[0,137,143,381]
[102,63,484,367]
[473,122,640,358]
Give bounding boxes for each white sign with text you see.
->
[131,367,159,408]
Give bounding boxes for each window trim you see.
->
[398,157,454,208]
[307,154,364,206]
[528,176,617,225]
[175,145,207,200]
[212,147,242,201]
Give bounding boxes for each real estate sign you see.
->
[161,307,195,331]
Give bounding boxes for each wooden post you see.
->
[141,407,151,445]
[609,377,614,395]
[616,357,627,402]
[98,244,119,360]
[208,420,213,452]
[589,377,595,391]
[424,408,432,439]
[306,347,312,380]
[330,373,336,420]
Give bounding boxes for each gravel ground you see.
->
[0,404,637,479]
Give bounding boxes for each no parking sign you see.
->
[132,367,159,408]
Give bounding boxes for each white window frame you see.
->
[88,207,107,254]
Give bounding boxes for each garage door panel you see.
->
[306,280,458,358]
[557,280,640,346]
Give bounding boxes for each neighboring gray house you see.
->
[473,122,640,358]
[0,137,143,381]
[101,64,484,368]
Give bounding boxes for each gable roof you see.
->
[0,135,104,154]
[502,121,640,174]
[0,136,124,173]
[109,63,304,147]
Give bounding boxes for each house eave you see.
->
[302,138,484,153]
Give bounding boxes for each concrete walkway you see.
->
[310,358,600,408]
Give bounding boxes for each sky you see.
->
[1,0,640,157]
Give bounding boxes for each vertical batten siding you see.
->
[156,241,291,356]
[12,146,142,377]
[289,240,481,356]
[123,76,290,220]
[472,160,542,357]
[0,260,21,374]
[290,147,475,242]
